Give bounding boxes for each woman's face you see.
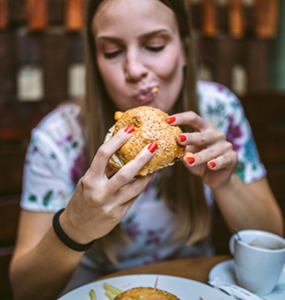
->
[93,0,186,113]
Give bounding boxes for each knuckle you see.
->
[79,175,92,192]
[115,131,127,143]
[189,111,198,121]
[118,169,132,183]
[97,145,111,160]
[217,131,226,141]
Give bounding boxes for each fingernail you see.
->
[124,126,135,134]
[166,116,176,124]
[184,152,195,165]
[148,142,158,153]
[209,161,216,168]
[178,134,186,142]
[187,156,195,164]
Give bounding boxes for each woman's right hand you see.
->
[59,126,156,245]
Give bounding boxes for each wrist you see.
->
[211,173,236,193]
[53,209,94,252]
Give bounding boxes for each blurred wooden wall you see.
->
[0,1,284,299]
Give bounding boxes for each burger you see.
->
[114,286,180,300]
[104,106,185,176]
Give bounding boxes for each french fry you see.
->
[89,288,97,300]
[105,289,117,300]
[103,282,123,296]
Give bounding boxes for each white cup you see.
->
[229,229,285,295]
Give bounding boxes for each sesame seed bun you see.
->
[104,106,185,176]
[114,286,180,300]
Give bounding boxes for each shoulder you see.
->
[36,102,82,133]
[197,80,239,105]
[197,81,243,129]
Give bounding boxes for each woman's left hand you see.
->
[167,111,238,189]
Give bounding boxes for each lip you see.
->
[133,87,158,103]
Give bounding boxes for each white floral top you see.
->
[21,81,266,274]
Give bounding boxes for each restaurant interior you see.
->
[0,0,285,299]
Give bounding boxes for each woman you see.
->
[9,0,283,299]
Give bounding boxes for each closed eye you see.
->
[146,45,165,52]
[104,50,122,59]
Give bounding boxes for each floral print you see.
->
[21,81,266,272]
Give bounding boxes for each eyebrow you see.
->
[97,29,170,42]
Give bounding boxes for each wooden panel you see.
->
[0,102,60,142]
[27,0,48,31]
[240,94,285,126]
[254,0,279,38]
[0,0,9,29]
[17,30,43,64]
[69,32,85,63]
[0,144,26,195]
[49,0,65,25]
[65,0,84,31]
[255,133,285,165]
[0,32,17,101]
[267,167,285,201]
[9,0,27,26]
[43,34,69,101]
[0,197,20,247]
[0,247,14,300]
[229,0,244,38]
[245,39,269,93]
[202,0,217,37]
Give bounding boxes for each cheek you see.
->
[97,58,123,91]
[153,47,183,81]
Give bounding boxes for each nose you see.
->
[124,49,148,82]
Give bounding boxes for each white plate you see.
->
[209,259,285,300]
[58,274,234,300]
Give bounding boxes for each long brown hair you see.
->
[83,0,210,263]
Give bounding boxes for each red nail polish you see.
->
[178,134,186,142]
[209,161,216,168]
[187,156,195,164]
[124,126,135,134]
[166,116,176,124]
[148,142,157,153]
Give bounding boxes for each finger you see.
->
[207,151,238,170]
[177,131,226,147]
[89,126,135,178]
[107,143,157,193]
[115,173,154,206]
[166,111,212,131]
[183,142,232,166]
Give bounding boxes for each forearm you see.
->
[212,174,284,236]
[10,227,84,300]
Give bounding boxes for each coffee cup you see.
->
[229,229,285,295]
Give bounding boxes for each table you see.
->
[100,255,232,283]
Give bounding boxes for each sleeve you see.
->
[21,129,76,212]
[224,89,267,184]
[198,81,266,184]
[20,105,85,212]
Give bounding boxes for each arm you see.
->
[9,210,84,300]
[212,175,284,235]
[10,128,156,300]
[167,112,284,236]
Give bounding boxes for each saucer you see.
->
[209,259,285,300]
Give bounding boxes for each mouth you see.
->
[133,86,159,103]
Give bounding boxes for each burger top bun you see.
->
[114,286,180,300]
[105,106,185,176]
